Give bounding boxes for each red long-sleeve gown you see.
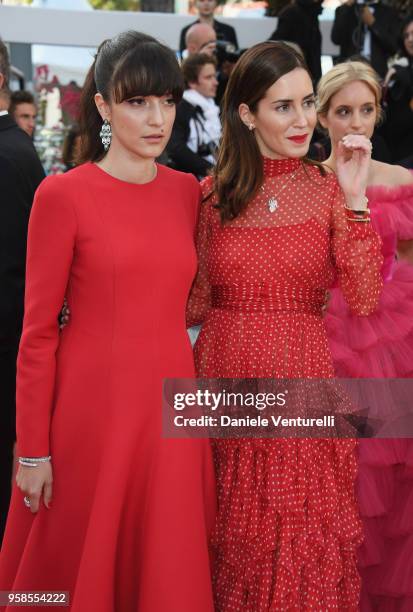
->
[0,162,216,612]
[187,157,383,611]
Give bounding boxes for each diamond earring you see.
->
[248,123,255,131]
[99,119,112,151]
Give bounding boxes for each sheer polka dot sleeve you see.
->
[186,177,214,328]
[331,182,383,316]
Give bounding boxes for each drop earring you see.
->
[99,118,112,151]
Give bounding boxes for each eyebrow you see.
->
[271,93,315,104]
[336,102,375,107]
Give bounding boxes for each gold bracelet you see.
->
[345,207,370,215]
[345,196,369,212]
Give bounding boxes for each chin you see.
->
[138,145,165,158]
[286,146,307,158]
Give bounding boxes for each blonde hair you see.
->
[317,61,383,124]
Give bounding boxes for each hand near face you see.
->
[336,134,372,205]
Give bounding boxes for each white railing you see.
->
[0,4,339,55]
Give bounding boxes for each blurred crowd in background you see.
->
[2,0,413,175]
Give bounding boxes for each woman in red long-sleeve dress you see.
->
[187,42,383,610]
[0,32,215,612]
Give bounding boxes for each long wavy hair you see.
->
[214,41,323,221]
[78,30,184,164]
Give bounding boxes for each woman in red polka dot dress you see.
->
[187,42,383,610]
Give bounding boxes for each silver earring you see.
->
[248,123,255,131]
[99,119,112,151]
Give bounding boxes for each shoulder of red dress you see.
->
[36,164,102,206]
[200,175,215,200]
[156,163,190,181]
[158,165,201,195]
[44,162,95,187]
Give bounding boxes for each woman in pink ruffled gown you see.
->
[318,61,413,610]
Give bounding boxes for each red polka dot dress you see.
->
[187,157,383,611]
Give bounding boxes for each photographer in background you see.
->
[269,0,324,84]
[331,0,400,78]
[179,0,238,55]
[167,53,221,179]
[380,15,413,165]
[214,40,242,105]
[184,22,217,58]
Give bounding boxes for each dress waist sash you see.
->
[211,283,325,315]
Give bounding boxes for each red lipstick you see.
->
[287,135,308,144]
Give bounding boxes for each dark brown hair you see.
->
[62,124,81,169]
[78,31,184,163]
[9,90,35,115]
[182,53,217,87]
[214,41,324,221]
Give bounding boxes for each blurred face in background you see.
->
[196,0,217,19]
[318,80,377,145]
[186,23,217,56]
[403,21,413,57]
[189,62,218,98]
[14,102,37,137]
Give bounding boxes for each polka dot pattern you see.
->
[186,157,383,611]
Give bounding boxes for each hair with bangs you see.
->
[317,61,383,124]
[78,31,184,163]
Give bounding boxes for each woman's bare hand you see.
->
[336,134,372,206]
[16,462,53,513]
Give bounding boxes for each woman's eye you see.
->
[363,106,374,114]
[164,98,176,106]
[337,108,349,116]
[128,98,146,106]
[276,104,290,112]
[304,99,315,108]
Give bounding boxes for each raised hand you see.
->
[336,134,372,209]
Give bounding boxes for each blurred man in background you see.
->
[179,0,238,55]
[184,22,217,57]
[269,0,323,83]
[168,53,221,178]
[9,90,37,139]
[331,0,400,78]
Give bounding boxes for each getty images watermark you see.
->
[173,388,335,429]
[162,378,413,439]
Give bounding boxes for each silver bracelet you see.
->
[18,456,51,468]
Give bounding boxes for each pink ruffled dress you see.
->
[324,180,413,611]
